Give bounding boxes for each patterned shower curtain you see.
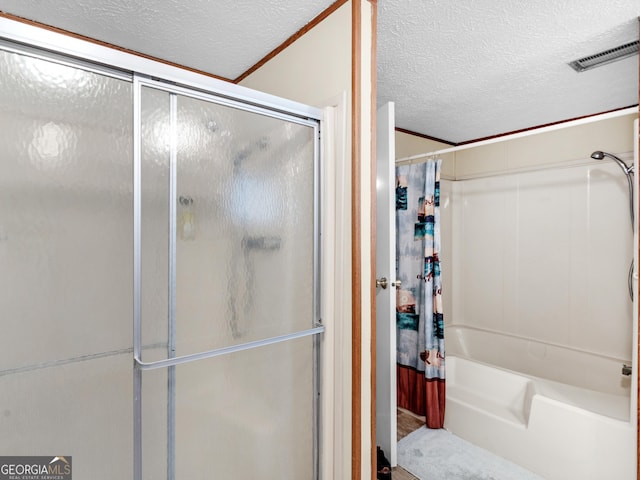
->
[395,159,445,429]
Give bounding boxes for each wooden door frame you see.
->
[350,0,378,478]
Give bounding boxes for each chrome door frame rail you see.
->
[135,326,325,371]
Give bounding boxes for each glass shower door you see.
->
[0,48,134,478]
[135,78,322,479]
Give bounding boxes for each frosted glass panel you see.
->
[141,337,314,479]
[140,86,171,362]
[0,47,133,475]
[0,355,133,479]
[175,95,316,355]
[139,90,317,359]
[0,49,133,368]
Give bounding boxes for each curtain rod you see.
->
[395,106,639,165]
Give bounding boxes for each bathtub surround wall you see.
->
[446,112,637,364]
[451,157,633,361]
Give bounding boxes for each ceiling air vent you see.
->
[568,40,639,72]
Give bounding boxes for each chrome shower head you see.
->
[590,150,633,175]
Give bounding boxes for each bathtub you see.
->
[444,325,636,480]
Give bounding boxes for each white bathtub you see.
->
[444,325,636,480]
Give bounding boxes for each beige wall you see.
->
[395,130,455,177]
[396,113,636,180]
[239,2,351,108]
[455,113,636,178]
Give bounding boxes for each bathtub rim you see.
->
[446,353,632,424]
[444,324,633,423]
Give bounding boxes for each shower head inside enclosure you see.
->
[591,151,634,175]
[242,236,281,251]
[232,137,271,167]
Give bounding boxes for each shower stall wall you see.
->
[0,28,324,480]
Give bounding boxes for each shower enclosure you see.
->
[0,25,323,480]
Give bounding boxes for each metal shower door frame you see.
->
[132,75,324,480]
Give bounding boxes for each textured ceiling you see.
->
[377,0,640,143]
[0,0,638,143]
[0,0,336,80]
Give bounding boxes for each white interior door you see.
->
[375,101,397,466]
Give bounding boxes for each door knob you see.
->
[392,280,402,288]
[376,277,388,289]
